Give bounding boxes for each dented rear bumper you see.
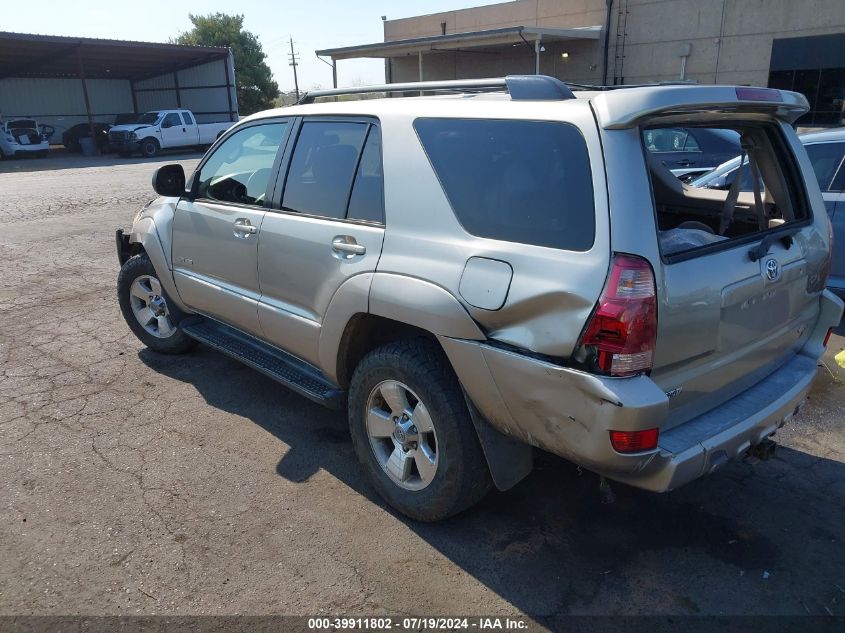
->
[442,290,843,492]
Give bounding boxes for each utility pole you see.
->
[288,37,301,101]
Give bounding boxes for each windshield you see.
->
[136,112,162,125]
[115,113,139,124]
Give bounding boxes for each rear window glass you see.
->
[645,123,809,259]
[414,118,595,251]
[805,142,845,191]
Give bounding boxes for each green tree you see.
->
[175,13,279,115]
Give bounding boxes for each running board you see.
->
[181,318,346,410]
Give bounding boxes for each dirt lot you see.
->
[1,152,844,627]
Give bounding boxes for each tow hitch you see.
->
[745,437,777,463]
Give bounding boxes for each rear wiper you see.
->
[748,227,800,261]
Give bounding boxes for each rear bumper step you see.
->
[181,318,346,410]
[647,353,817,491]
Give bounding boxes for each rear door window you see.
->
[182,112,195,125]
[346,127,384,223]
[414,118,595,251]
[281,121,369,219]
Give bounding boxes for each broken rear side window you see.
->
[644,123,809,258]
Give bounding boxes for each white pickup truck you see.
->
[108,110,234,157]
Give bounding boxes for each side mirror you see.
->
[161,120,173,129]
[151,164,186,197]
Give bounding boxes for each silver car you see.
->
[115,77,843,521]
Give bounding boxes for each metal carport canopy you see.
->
[0,31,229,80]
[316,25,601,86]
[0,31,233,154]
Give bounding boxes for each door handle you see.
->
[233,218,257,237]
[332,236,366,256]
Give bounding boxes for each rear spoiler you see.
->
[591,85,809,129]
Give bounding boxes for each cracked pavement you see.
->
[0,153,844,626]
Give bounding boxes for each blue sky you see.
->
[4,1,509,92]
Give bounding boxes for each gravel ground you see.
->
[0,152,843,627]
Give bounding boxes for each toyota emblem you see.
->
[764,258,781,282]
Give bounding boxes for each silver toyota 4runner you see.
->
[116,76,843,521]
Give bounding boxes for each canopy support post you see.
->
[76,46,99,155]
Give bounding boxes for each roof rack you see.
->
[566,80,700,91]
[298,74,575,104]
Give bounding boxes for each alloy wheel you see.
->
[365,380,438,491]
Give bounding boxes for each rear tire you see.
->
[117,253,195,355]
[348,339,491,522]
[140,138,159,158]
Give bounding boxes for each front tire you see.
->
[140,138,159,158]
[348,339,491,522]
[117,253,195,354]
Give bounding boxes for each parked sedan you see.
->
[643,126,741,181]
[62,122,112,153]
[0,119,49,159]
[690,128,845,298]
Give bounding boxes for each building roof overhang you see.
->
[316,25,602,60]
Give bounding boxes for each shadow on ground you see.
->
[139,346,845,619]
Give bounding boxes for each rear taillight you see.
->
[578,254,657,377]
[609,428,659,453]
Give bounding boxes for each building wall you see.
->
[390,37,601,84]
[384,0,607,40]
[607,0,845,87]
[383,0,845,88]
